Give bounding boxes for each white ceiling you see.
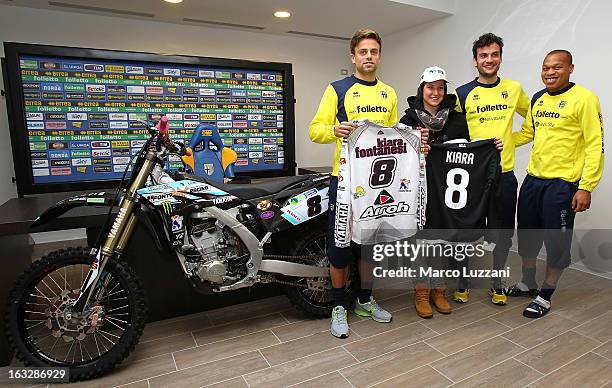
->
[1,0,455,41]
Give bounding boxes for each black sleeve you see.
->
[399,110,420,127]
[455,112,470,141]
[437,111,470,143]
[486,148,503,242]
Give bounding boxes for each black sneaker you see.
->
[523,296,551,318]
[505,282,539,298]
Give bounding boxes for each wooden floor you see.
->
[10,250,612,388]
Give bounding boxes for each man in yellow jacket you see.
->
[509,49,604,318]
[310,29,416,338]
[454,33,531,306]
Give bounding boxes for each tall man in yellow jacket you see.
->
[509,50,604,318]
[309,29,427,338]
[454,33,530,306]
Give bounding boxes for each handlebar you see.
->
[138,116,191,157]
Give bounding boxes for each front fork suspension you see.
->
[72,156,156,312]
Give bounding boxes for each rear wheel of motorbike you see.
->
[284,228,358,318]
[5,247,147,382]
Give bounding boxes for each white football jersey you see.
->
[334,120,426,247]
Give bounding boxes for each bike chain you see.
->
[262,254,327,261]
[270,278,308,287]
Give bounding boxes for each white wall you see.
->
[0,4,349,203]
[384,0,612,230]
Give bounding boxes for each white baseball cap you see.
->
[419,66,448,84]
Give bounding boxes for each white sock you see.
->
[534,296,551,309]
[516,281,530,292]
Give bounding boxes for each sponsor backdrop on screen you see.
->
[3,43,295,195]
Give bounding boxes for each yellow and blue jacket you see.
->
[513,83,604,192]
[455,77,530,173]
[309,75,397,176]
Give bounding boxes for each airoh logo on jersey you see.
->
[476,104,508,113]
[360,201,410,220]
[374,190,394,205]
[357,105,388,113]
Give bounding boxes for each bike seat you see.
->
[178,173,310,200]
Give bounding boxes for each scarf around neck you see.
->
[415,107,450,131]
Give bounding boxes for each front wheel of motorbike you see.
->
[5,247,147,382]
[284,228,358,318]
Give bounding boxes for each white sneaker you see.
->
[330,305,349,338]
[354,296,392,323]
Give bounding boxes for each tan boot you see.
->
[431,288,452,314]
[414,284,433,319]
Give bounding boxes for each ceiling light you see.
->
[274,11,291,18]
[164,0,183,4]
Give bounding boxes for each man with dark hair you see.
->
[310,28,426,338]
[510,49,604,318]
[454,32,530,306]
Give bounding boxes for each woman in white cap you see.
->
[399,66,501,318]
[400,66,469,144]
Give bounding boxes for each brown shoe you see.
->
[431,288,452,314]
[414,284,433,319]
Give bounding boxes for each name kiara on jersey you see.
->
[355,138,408,159]
[420,140,502,243]
[446,151,475,165]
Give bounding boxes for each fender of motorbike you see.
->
[30,192,119,228]
[251,174,331,233]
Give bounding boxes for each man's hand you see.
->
[493,137,503,151]
[572,189,591,212]
[334,121,358,138]
[419,127,431,155]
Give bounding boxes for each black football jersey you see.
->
[420,139,502,242]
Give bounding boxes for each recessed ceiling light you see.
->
[164,0,183,4]
[274,11,291,18]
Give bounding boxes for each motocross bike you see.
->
[6,117,357,381]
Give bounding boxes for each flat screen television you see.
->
[2,42,296,196]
